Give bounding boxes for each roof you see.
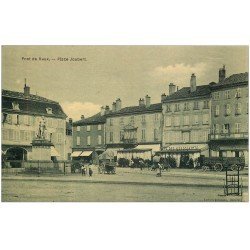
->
[163,85,211,103]
[73,112,106,126]
[211,72,248,89]
[2,89,67,118]
[2,89,58,103]
[106,103,162,117]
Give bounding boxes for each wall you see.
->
[162,97,211,147]
[105,112,163,145]
[2,113,67,160]
[73,123,105,149]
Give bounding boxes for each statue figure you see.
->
[37,118,47,139]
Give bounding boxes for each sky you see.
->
[2,46,248,121]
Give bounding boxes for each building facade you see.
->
[72,109,107,161]
[105,96,163,153]
[162,75,211,167]
[2,84,67,161]
[209,70,248,162]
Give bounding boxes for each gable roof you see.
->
[163,85,211,103]
[73,112,106,126]
[106,103,162,117]
[2,89,67,118]
[211,72,248,90]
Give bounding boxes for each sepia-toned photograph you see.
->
[1,45,249,202]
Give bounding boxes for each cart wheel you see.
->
[230,164,237,171]
[214,163,223,172]
[202,165,209,172]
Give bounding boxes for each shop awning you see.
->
[219,145,248,151]
[163,144,208,152]
[51,147,60,157]
[135,144,161,152]
[71,151,83,157]
[79,151,93,157]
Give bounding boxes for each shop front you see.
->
[159,143,209,168]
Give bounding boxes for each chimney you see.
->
[169,83,176,95]
[100,106,105,116]
[139,98,145,107]
[190,73,196,92]
[161,93,167,102]
[116,98,122,111]
[219,65,226,83]
[112,102,116,112]
[145,95,151,108]
[69,118,73,125]
[24,79,30,97]
[105,105,110,114]
[81,115,85,120]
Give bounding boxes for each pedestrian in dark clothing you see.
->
[89,167,93,177]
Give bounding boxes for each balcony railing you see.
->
[209,132,248,140]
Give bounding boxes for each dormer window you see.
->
[46,108,53,114]
[12,101,20,110]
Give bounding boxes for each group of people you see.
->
[80,161,93,177]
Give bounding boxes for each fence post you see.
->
[38,160,40,177]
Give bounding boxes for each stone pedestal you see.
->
[31,139,53,161]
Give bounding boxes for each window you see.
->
[110,132,113,142]
[215,105,219,116]
[46,107,53,114]
[2,129,9,140]
[174,103,180,112]
[235,123,241,133]
[130,116,135,123]
[154,113,159,121]
[223,124,230,134]
[235,88,241,98]
[6,114,12,124]
[141,129,146,140]
[166,105,171,112]
[203,100,209,109]
[202,114,209,125]
[183,115,189,126]
[120,117,124,124]
[174,116,180,126]
[110,119,113,126]
[224,104,231,116]
[87,136,91,145]
[87,125,91,131]
[120,131,124,141]
[225,90,230,99]
[193,101,199,110]
[154,129,159,141]
[182,132,190,143]
[48,118,53,127]
[212,124,219,134]
[141,115,145,122]
[76,136,80,145]
[98,135,102,145]
[77,126,80,132]
[98,124,102,131]
[213,92,220,100]
[12,101,20,110]
[193,115,199,125]
[235,103,241,115]
[203,131,208,141]
[192,131,199,142]
[184,102,189,111]
[57,133,62,143]
[165,117,171,127]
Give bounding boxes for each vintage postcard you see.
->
[1,45,249,202]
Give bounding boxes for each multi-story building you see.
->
[105,96,163,154]
[209,67,248,161]
[2,84,67,161]
[162,74,211,167]
[72,107,107,162]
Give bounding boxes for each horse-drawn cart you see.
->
[202,157,245,171]
[98,150,116,174]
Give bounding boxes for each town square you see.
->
[1,46,249,202]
